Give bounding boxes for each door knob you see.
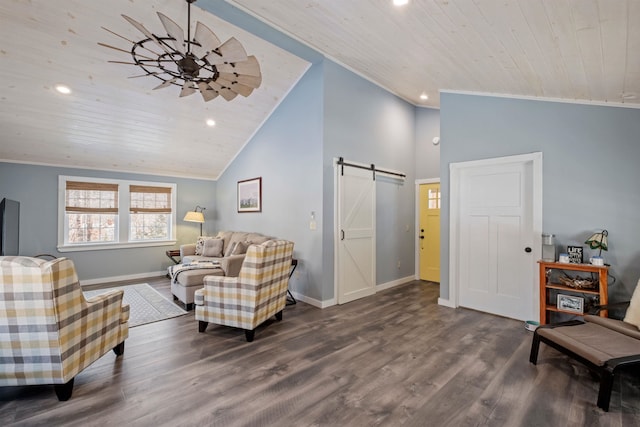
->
[524,247,532,253]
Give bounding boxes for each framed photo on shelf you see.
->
[557,294,584,314]
[237,177,262,213]
[567,245,583,264]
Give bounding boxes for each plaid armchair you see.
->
[194,239,294,342]
[0,256,129,400]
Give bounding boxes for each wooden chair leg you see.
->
[54,378,74,401]
[245,329,255,342]
[113,341,125,356]
[198,321,208,333]
[275,310,283,321]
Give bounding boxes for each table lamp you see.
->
[585,229,608,257]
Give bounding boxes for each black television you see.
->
[0,198,20,256]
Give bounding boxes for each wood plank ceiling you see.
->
[0,0,310,180]
[1,0,638,179]
[230,0,640,107]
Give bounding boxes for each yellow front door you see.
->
[419,183,440,282]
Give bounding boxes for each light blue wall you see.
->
[323,60,416,295]
[214,62,325,300]
[0,162,216,281]
[415,107,441,179]
[440,93,640,302]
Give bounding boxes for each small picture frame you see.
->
[557,294,584,314]
[237,177,262,213]
[567,245,583,264]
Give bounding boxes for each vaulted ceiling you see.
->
[1,0,638,180]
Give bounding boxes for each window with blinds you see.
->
[129,185,172,241]
[59,176,176,250]
[65,180,119,243]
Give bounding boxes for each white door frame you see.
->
[448,152,543,317]
[414,178,440,280]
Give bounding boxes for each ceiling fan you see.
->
[99,0,261,102]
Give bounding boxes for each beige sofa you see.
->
[171,231,273,309]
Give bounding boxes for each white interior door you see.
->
[457,157,537,320]
[337,165,376,304]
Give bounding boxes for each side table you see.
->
[166,249,181,264]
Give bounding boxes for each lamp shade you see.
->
[585,230,608,251]
[183,211,205,223]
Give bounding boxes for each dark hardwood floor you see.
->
[1,277,639,426]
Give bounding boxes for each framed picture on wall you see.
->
[237,177,262,213]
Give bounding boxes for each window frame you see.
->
[58,175,177,252]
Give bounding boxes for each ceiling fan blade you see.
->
[157,12,185,54]
[180,81,197,97]
[128,72,160,79]
[197,82,219,102]
[216,56,261,78]
[192,22,221,58]
[153,78,177,90]
[216,77,254,97]
[206,37,247,65]
[218,72,262,89]
[122,14,171,54]
[102,27,163,57]
[98,42,156,61]
[208,80,237,101]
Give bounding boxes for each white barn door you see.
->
[336,165,376,304]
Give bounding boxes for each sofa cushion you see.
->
[228,241,248,256]
[624,279,640,329]
[215,231,234,254]
[201,238,223,257]
[195,236,218,255]
[224,232,250,257]
[246,233,271,245]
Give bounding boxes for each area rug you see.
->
[83,283,187,327]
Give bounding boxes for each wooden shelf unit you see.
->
[538,261,608,324]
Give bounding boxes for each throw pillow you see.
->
[195,236,217,255]
[231,241,248,255]
[201,238,223,257]
[624,278,640,329]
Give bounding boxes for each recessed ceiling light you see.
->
[206,119,216,127]
[420,93,429,100]
[55,84,71,95]
[393,0,409,6]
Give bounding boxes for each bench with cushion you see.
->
[529,279,640,411]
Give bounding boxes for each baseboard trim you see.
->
[290,292,335,308]
[80,270,167,287]
[438,298,457,308]
[377,275,415,292]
